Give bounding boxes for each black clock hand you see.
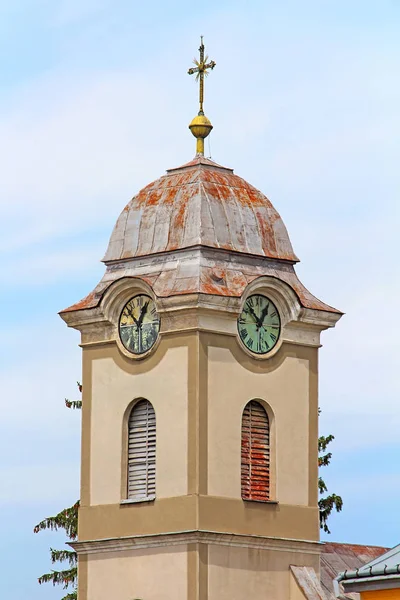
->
[248,304,262,328]
[259,302,269,324]
[138,301,150,327]
[127,305,139,327]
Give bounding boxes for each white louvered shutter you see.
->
[128,400,156,500]
[241,401,270,501]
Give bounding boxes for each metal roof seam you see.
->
[233,181,250,254]
[200,178,221,250]
[249,187,267,257]
[104,161,299,262]
[213,172,236,252]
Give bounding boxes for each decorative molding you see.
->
[283,323,322,348]
[70,529,322,556]
[75,303,327,349]
[78,323,322,350]
[299,307,342,329]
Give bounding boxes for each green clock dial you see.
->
[238,294,281,355]
[119,295,160,355]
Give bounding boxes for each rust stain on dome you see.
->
[61,257,341,315]
[103,156,299,264]
[61,156,342,316]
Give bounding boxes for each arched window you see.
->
[127,399,156,500]
[241,400,270,501]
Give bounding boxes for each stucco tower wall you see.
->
[78,329,319,544]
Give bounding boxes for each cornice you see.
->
[67,299,330,350]
[70,529,322,556]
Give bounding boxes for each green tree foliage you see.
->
[318,411,343,533]
[34,383,82,600]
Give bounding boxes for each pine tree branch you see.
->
[50,548,77,567]
[65,381,83,409]
[318,476,328,494]
[38,567,77,589]
[319,493,343,534]
[65,399,82,409]
[35,381,82,598]
[318,452,332,467]
[318,434,334,453]
[33,501,79,539]
[61,592,77,600]
[318,409,343,534]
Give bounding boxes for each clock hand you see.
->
[259,302,269,325]
[127,305,139,327]
[138,301,150,327]
[248,305,262,328]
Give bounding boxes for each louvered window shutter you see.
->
[127,400,156,500]
[241,401,270,501]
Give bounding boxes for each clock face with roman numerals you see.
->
[119,294,160,355]
[238,294,281,355]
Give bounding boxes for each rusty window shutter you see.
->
[241,400,270,501]
[127,399,156,500]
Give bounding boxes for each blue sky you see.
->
[0,1,399,598]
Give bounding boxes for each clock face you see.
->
[119,295,160,355]
[238,294,281,355]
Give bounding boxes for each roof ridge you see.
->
[323,542,389,550]
[166,155,234,174]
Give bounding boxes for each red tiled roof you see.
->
[321,542,388,599]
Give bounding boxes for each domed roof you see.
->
[103,156,298,264]
[62,154,341,316]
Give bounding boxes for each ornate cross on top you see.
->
[188,36,216,115]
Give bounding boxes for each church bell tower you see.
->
[60,38,342,600]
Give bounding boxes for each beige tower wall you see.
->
[84,546,188,600]
[78,332,319,543]
[207,345,310,504]
[208,544,319,600]
[87,344,189,506]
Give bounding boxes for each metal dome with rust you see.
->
[103,156,299,264]
[62,154,341,315]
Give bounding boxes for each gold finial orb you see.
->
[187,36,216,155]
[189,113,213,155]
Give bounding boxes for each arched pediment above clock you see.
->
[101,277,156,326]
[242,276,301,326]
